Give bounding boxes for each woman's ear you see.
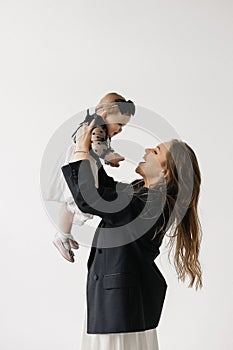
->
[161,168,168,180]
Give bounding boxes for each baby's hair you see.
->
[95,92,126,116]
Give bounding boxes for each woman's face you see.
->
[102,111,131,138]
[135,141,172,185]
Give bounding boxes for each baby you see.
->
[52,92,135,262]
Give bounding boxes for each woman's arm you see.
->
[97,162,129,189]
[63,120,162,229]
[61,159,145,226]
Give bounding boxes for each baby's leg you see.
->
[58,202,75,234]
[53,203,79,263]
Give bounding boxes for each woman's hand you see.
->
[75,119,95,152]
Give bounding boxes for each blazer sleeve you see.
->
[97,163,128,189]
[61,159,146,227]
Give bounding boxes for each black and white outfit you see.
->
[61,156,168,350]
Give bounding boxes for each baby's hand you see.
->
[104,152,125,167]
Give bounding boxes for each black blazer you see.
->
[61,159,168,334]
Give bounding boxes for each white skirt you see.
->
[80,310,159,350]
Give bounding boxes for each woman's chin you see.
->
[135,163,144,175]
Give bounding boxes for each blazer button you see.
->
[93,274,99,281]
[98,249,102,254]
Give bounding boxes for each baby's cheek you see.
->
[105,124,112,134]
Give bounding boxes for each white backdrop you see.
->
[0,1,232,349]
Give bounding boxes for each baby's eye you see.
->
[118,123,122,126]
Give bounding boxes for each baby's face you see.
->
[103,112,131,138]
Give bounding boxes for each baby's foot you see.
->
[52,232,79,263]
[104,152,125,167]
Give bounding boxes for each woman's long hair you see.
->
[159,139,203,290]
[132,139,203,290]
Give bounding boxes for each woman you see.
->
[61,120,203,349]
